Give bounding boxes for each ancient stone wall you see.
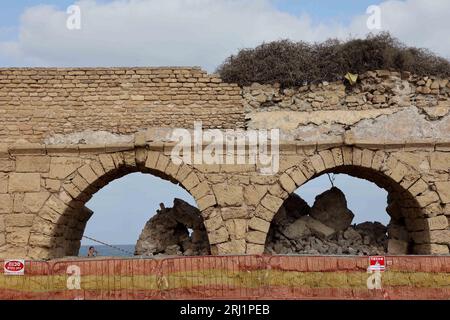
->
[245,70,450,143]
[0,68,244,144]
[0,68,449,259]
[0,140,449,259]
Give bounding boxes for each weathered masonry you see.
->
[0,67,449,259]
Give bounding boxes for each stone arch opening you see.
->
[266,165,419,255]
[260,147,441,255]
[27,150,213,259]
[81,172,210,257]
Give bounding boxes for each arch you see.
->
[27,148,216,259]
[256,147,441,254]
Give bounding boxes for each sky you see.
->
[0,0,447,246]
[1,0,450,70]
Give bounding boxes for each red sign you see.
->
[4,260,25,275]
[368,256,386,271]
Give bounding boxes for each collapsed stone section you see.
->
[244,70,450,112]
[265,187,393,256]
[245,70,450,143]
[135,198,210,256]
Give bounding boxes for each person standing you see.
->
[87,246,98,257]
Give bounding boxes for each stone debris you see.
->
[135,198,210,256]
[309,187,354,231]
[135,187,405,256]
[265,187,390,256]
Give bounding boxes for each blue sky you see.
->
[273,0,383,24]
[2,0,449,69]
[0,1,447,247]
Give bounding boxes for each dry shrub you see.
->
[217,32,450,87]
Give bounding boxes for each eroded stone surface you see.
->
[135,199,210,256]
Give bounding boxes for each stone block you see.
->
[16,156,50,173]
[331,148,344,166]
[8,173,41,192]
[416,191,440,208]
[248,217,270,233]
[342,147,353,165]
[6,227,30,245]
[414,243,449,255]
[260,194,284,213]
[246,243,265,254]
[212,184,244,206]
[225,219,247,239]
[425,215,449,231]
[361,149,374,168]
[182,172,200,191]
[155,154,170,172]
[408,179,428,196]
[430,153,450,170]
[23,192,50,213]
[216,239,246,254]
[279,173,296,193]
[5,214,35,227]
[208,227,229,245]
[387,239,408,254]
[221,207,249,220]
[286,167,307,186]
[352,148,363,166]
[78,164,98,184]
[49,157,83,179]
[435,181,450,203]
[45,179,61,192]
[0,160,15,172]
[0,173,7,193]
[29,233,53,248]
[390,162,409,183]
[309,154,325,173]
[204,213,224,231]
[197,194,216,211]
[243,185,267,207]
[319,150,335,169]
[246,230,267,245]
[98,154,115,172]
[0,194,13,213]
[190,181,211,200]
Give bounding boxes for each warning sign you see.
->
[4,259,25,275]
[368,256,386,271]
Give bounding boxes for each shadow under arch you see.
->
[28,150,213,258]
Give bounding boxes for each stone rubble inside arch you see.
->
[134,198,210,256]
[134,188,409,257]
[264,187,408,256]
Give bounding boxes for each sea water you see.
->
[78,244,135,257]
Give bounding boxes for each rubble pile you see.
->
[265,187,390,255]
[134,198,210,256]
[135,188,404,256]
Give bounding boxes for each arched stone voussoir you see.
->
[143,151,202,187]
[258,148,444,254]
[25,148,216,258]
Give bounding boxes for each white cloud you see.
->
[346,0,450,59]
[0,0,449,72]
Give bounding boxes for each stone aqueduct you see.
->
[0,67,449,259]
